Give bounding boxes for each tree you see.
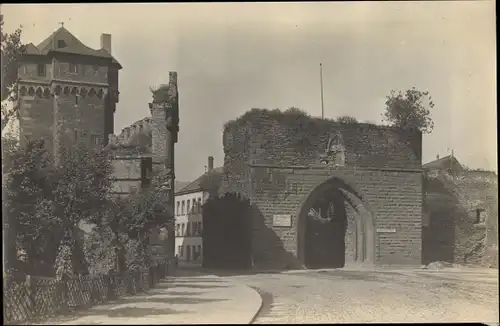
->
[122,177,171,268]
[336,115,358,124]
[1,14,25,132]
[3,139,58,274]
[86,196,131,273]
[382,88,435,133]
[52,144,114,276]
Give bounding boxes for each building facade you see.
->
[220,109,424,270]
[17,27,121,156]
[174,156,223,265]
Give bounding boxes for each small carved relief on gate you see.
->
[318,130,346,166]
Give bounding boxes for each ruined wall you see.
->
[220,109,423,268]
[110,153,146,195]
[423,170,498,268]
[240,108,421,169]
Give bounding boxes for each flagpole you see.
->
[320,63,324,119]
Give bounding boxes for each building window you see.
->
[196,222,202,236]
[186,245,191,261]
[475,208,485,224]
[74,130,78,142]
[176,201,180,216]
[198,245,202,259]
[177,245,182,257]
[187,200,191,214]
[181,223,185,237]
[91,135,100,147]
[198,198,202,213]
[181,201,185,215]
[37,64,46,77]
[187,222,192,237]
[179,245,184,257]
[69,63,77,73]
[176,224,180,237]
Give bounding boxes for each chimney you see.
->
[436,154,440,160]
[208,156,214,172]
[100,33,112,54]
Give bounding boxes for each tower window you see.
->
[37,64,46,77]
[57,40,66,48]
[69,63,77,73]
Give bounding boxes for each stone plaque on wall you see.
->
[273,214,292,227]
[376,228,396,233]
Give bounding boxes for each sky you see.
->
[2,2,497,181]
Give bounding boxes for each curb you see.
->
[247,287,264,324]
[176,268,263,324]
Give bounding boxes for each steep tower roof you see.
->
[24,26,122,68]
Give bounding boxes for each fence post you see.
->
[26,275,36,319]
[149,265,154,288]
[106,271,115,301]
[59,274,69,314]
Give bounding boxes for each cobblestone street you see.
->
[224,268,499,324]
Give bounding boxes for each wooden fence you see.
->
[3,258,176,325]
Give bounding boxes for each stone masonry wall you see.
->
[423,170,498,268]
[53,91,106,151]
[242,109,421,169]
[220,109,423,268]
[54,58,109,85]
[19,94,53,149]
[110,154,145,194]
[245,167,422,268]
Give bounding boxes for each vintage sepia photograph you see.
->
[1,1,498,325]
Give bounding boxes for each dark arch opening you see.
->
[297,177,375,269]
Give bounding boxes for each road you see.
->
[222,267,499,324]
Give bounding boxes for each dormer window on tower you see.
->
[57,40,66,48]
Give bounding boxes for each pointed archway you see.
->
[296,176,376,268]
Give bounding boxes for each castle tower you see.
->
[149,72,179,258]
[149,72,179,170]
[17,26,122,160]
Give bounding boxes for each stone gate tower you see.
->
[17,26,122,160]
